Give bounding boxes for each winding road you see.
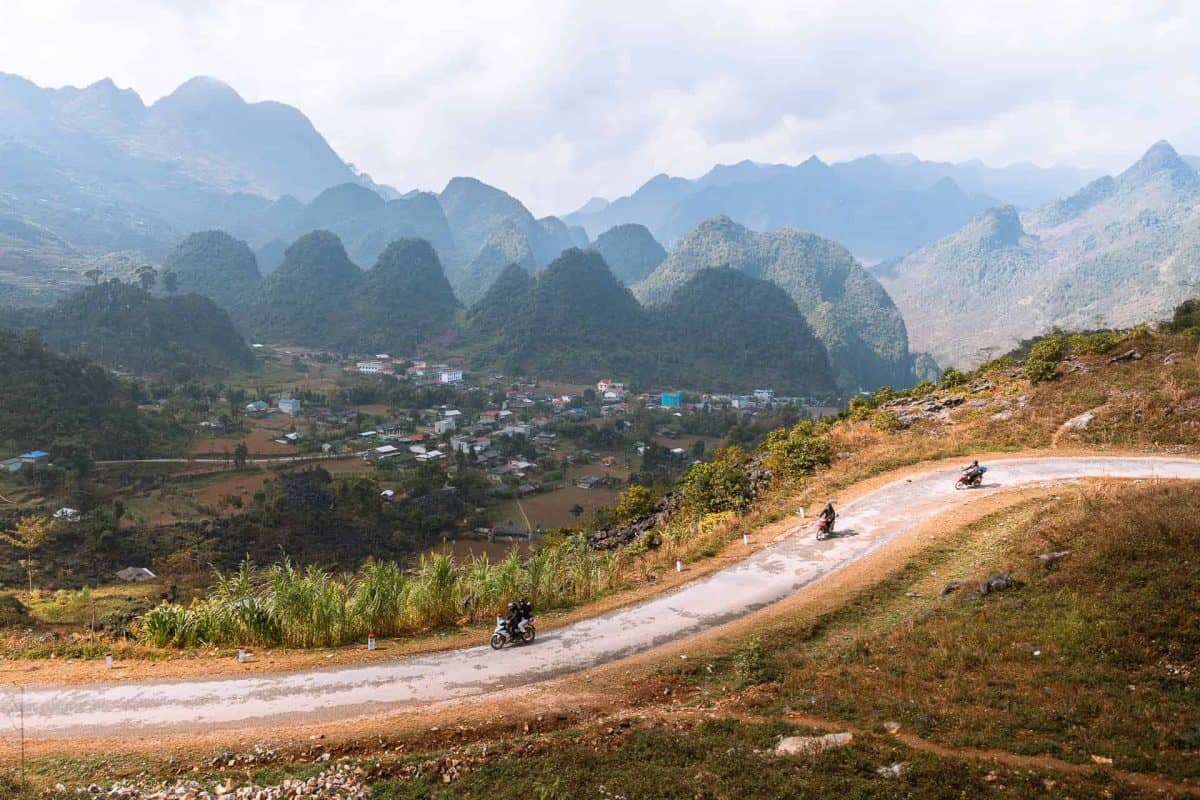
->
[7,456,1200,740]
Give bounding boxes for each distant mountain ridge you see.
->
[245,231,461,353]
[464,248,834,393]
[565,155,1104,263]
[876,141,1200,367]
[637,216,914,391]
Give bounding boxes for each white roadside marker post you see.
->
[105,654,113,670]
[238,646,247,664]
[676,559,683,573]
[743,533,750,545]
[368,632,377,651]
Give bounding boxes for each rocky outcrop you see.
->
[589,492,681,550]
[587,454,774,551]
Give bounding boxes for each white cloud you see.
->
[2,0,1197,215]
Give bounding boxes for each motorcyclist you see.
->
[503,602,522,637]
[963,459,982,483]
[517,598,533,626]
[818,501,836,534]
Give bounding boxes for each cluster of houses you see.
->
[352,356,464,385]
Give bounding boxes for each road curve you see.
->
[8,456,1200,739]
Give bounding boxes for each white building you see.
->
[357,361,385,374]
[434,417,457,434]
[439,368,464,384]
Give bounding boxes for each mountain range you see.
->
[875,141,1200,367]
[0,73,584,309]
[564,155,1105,263]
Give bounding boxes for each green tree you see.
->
[135,265,158,291]
[162,270,179,294]
[1,515,55,594]
[233,441,249,469]
[613,485,657,523]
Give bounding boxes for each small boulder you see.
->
[1108,348,1142,364]
[774,732,853,756]
[978,572,1016,595]
[941,581,963,596]
[1063,411,1095,431]
[876,762,905,778]
[1037,550,1070,569]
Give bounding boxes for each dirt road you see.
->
[7,456,1198,740]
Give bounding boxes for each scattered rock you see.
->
[941,581,963,596]
[876,762,905,778]
[1037,550,1070,568]
[1091,754,1114,766]
[774,732,853,756]
[882,721,902,734]
[978,572,1016,595]
[1062,411,1095,431]
[1108,348,1142,364]
[53,761,376,799]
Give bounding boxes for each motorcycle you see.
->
[954,465,987,490]
[490,615,536,649]
[816,514,835,540]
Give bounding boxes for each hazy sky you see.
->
[3,1,1198,214]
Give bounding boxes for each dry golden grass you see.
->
[686,481,1200,782]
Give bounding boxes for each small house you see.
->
[244,400,269,415]
[20,450,50,464]
[278,397,301,415]
[660,391,684,408]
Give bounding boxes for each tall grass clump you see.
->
[354,560,409,637]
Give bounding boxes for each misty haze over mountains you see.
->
[2,70,1199,384]
[564,155,1104,263]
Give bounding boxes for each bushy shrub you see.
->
[847,396,876,420]
[1068,331,1124,355]
[869,409,902,432]
[679,458,752,514]
[940,368,969,388]
[613,485,658,524]
[764,422,834,479]
[1024,334,1067,383]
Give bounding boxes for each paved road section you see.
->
[8,456,1199,738]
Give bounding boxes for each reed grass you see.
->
[138,529,670,649]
